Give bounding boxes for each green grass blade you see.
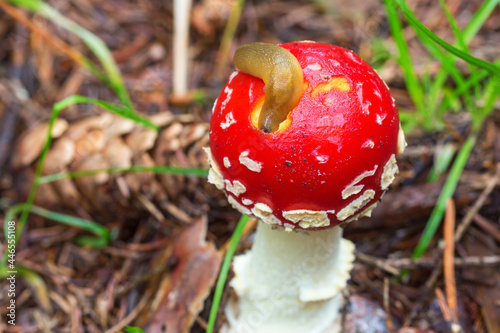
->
[0,265,51,315]
[416,42,469,126]
[8,0,136,112]
[394,0,500,76]
[207,215,250,333]
[427,142,456,183]
[395,0,469,107]
[462,0,500,44]
[408,0,499,118]
[6,0,40,10]
[57,96,159,131]
[29,205,111,243]
[475,78,500,129]
[39,165,209,184]
[3,203,24,241]
[438,0,481,101]
[412,134,476,259]
[398,110,418,133]
[75,235,110,248]
[216,0,246,78]
[384,0,427,127]
[124,327,146,333]
[1,203,110,272]
[450,58,500,101]
[385,0,469,129]
[3,204,109,242]
[438,0,468,52]
[1,204,23,272]
[36,2,134,110]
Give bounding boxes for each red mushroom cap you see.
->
[207,41,402,230]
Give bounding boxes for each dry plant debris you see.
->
[0,0,499,332]
[145,216,221,333]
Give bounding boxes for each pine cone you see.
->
[11,112,223,224]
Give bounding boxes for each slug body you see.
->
[233,42,304,133]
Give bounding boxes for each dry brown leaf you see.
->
[105,117,136,139]
[73,128,107,164]
[158,122,184,152]
[103,137,132,168]
[124,153,156,193]
[43,137,75,174]
[180,123,208,147]
[148,112,176,127]
[73,153,110,211]
[12,119,68,168]
[48,175,82,209]
[146,216,222,333]
[65,113,113,140]
[125,128,158,154]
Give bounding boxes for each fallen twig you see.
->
[472,214,500,243]
[355,252,401,275]
[384,278,393,333]
[443,199,460,330]
[455,163,500,242]
[359,254,500,269]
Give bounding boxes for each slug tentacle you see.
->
[233,42,304,133]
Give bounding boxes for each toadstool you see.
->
[206,41,406,333]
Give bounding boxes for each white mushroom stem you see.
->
[224,221,355,333]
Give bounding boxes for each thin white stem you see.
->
[224,221,355,333]
[173,0,192,97]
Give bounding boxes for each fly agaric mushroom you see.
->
[206,41,406,333]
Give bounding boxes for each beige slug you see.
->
[233,42,304,133]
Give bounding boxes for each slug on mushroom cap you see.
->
[208,41,405,231]
[233,42,304,133]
